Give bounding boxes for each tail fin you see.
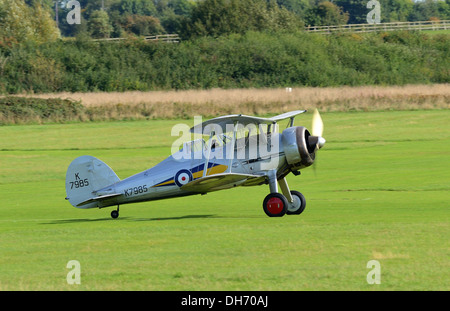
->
[65,155,120,209]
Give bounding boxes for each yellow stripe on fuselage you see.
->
[206,164,228,176]
[193,164,228,178]
[154,179,175,187]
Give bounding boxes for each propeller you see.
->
[309,109,326,175]
[312,108,323,137]
[308,109,326,150]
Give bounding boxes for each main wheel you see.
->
[111,210,119,219]
[286,191,306,215]
[263,193,288,217]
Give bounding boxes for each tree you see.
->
[388,0,413,21]
[33,2,62,40]
[437,0,450,20]
[276,0,313,19]
[183,0,302,38]
[374,0,414,22]
[335,0,368,24]
[88,9,113,38]
[123,14,164,35]
[160,9,189,33]
[0,0,60,45]
[305,1,349,26]
[168,0,195,16]
[119,0,157,16]
[409,0,449,21]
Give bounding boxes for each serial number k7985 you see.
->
[124,185,148,197]
[69,173,89,189]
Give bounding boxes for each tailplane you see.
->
[65,155,120,209]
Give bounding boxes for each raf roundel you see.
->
[174,169,193,187]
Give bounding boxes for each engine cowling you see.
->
[281,126,322,170]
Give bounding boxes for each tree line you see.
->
[1,0,449,43]
[0,0,448,95]
[0,30,448,94]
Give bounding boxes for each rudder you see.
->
[65,155,120,209]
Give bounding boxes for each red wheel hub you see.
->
[267,197,284,215]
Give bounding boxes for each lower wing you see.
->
[181,173,266,193]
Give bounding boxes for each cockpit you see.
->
[172,122,279,163]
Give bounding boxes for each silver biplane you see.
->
[65,110,325,218]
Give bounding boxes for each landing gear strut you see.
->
[111,205,119,219]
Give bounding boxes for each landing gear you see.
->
[263,170,306,217]
[111,206,119,219]
[263,191,306,217]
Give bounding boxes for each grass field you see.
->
[423,29,450,35]
[0,109,449,290]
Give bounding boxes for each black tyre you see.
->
[263,193,288,217]
[111,210,119,219]
[286,191,306,215]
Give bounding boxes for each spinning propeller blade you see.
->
[311,109,325,175]
[312,109,323,138]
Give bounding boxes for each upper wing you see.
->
[181,173,266,193]
[190,110,306,134]
[268,110,307,122]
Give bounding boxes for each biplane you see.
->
[65,110,325,218]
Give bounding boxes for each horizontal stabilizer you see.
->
[76,193,122,207]
[181,173,265,193]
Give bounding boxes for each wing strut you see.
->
[227,121,239,174]
[203,130,215,178]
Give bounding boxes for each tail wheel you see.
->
[111,206,119,219]
[263,193,288,217]
[286,191,306,215]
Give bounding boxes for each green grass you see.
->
[0,110,449,290]
[422,29,450,35]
